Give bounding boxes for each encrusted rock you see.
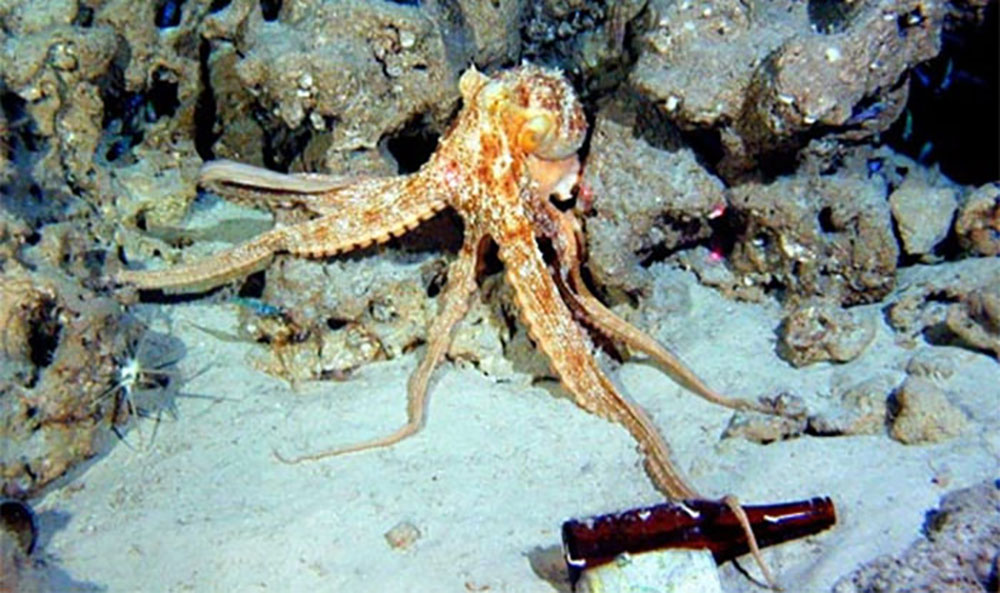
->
[437,0,525,67]
[833,480,1000,593]
[0,269,58,383]
[808,374,897,436]
[954,182,1000,256]
[778,303,875,367]
[0,266,138,497]
[888,178,959,260]
[632,0,944,178]
[888,376,968,445]
[777,301,877,367]
[727,174,898,305]
[905,349,958,380]
[722,410,807,444]
[945,284,1000,359]
[722,393,808,444]
[243,255,435,382]
[887,257,1000,350]
[582,110,727,295]
[204,0,456,164]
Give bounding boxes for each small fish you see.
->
[846,102,885,126]
[918,141,934,163]
[231,297,284,318]
[912,66,932,88]
[155,0,182,28]
[866,158,884,178]
[939,59,954,92]
[902,110,914,142]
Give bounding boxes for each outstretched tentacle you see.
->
[116,228,288,293]
[494,214,699,500]
[117,170,448,293]
[275,232,483,463]
[199,160,363,215]
[532,202,781,585]
[539,202,777,415]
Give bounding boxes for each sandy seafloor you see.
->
[34,264,999,593]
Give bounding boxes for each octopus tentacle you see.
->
[538,201,777,415]
[494,216,699,500]
[116,227,287,293]
[117,171,447,292]
[281,174,448,259]
[275,232,483,464]
[199,160,364,215]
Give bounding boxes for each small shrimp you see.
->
[101,325,186,447]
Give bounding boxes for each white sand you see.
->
[39,269,999,592]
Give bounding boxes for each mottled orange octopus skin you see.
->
[116,65,776,503]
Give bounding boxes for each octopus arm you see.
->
[117,167,447,293]
[494,215,699,499]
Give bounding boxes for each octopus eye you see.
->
[518,114,555,155]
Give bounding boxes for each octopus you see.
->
[117,65,785,581]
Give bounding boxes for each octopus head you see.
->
[460,64,587,161]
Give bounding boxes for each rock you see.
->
[954,182,1000,256]
[905,349,958,380]
[888,377,968,445]
[723,392,807,443]
[886,258,1000,350]
[522,0,642,95]
[889,179,958,259]
[0,265,139,497]
[246,254,441,383]
[0,498,43,593]
[808,374,896,436]
[723,409,807,444]
[632,0,944,179]
[206,0,456,160]
[945,284,1000,359]
[728,174,898,306]
[384,520,421,551]
[582,109,727,296]
[437,0,525,68]
[777,302,877,367]
[833,480,1000,593]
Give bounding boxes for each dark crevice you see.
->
[260,0,281,21]
[679,127,726,172]
[425,270,445,298]
[26,300,61,372]
[148,69,180,119]
[72,5,95,27]
[237,271,266,298]
[817,207,836,233]
[1,91,39,150]
[802,422,844,438]
[384,116,440,174]
[884,3,999,184]
[0,90,69,225]
[257,114,312,172]
[155,0,184,28]
[98,50,180,166]
[325,317,348,331]
[807,0,863,33]
[193,39,218,160]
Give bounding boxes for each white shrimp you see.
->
[102,326,185,448]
